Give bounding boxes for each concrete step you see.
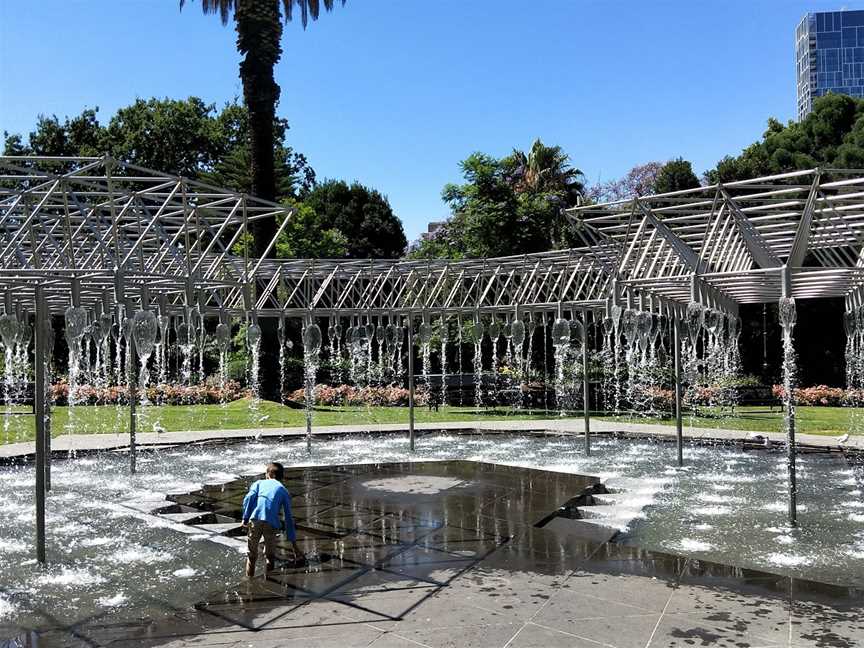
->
[569,475,670,532]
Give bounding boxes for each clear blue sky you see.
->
[0,1,853,240]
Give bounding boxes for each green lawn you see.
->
[600,404,853,437]
[0,400,854,445]
[0,399,557,444]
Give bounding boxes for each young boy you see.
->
[241,461,300,578]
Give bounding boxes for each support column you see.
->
[305,316,313,455]
[673,315,684,467]
[44,315,51,492]
[408,315,415,452]
[34,286,47,565]
[780,267,797,527]
[126,301,137,475]
[582,310,591,455]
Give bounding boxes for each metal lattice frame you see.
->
[565,168,864,312]
[0,155,293,315]
[252,251,614,318]
[0,156,617,319]
[7,157,863,538]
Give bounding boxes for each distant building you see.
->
[796,9,864,120]
[408,220,446,252]
[420,221,445,241]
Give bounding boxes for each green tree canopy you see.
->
[3,98,315,201]
[706,93,864,183]
[276,201,349,258]
[654,158,700,194]
[301,180,407,258]
[412,139,584,259]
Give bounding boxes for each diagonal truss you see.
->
[566,168,864,310]
[8,158,864,322]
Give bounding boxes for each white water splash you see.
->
[36,567,106,587]
[98,593,127,607]
[766,553,811,567]
[673,538,714,552]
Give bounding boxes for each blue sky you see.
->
[0,1,852,240]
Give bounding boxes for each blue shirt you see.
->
[241,478,297,542]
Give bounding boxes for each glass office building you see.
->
[796,10,864,120]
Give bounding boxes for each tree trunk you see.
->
[235,0,282,399]
[236,0,281,257]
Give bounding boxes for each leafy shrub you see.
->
[51,380,247,406]
[772,384,846,406]
[288,384,429,407]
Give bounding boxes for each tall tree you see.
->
[3,99,315,202]
[706,93,864,183]
[302,180,407,258]
[180,0,345,256]
[653,158,700,194]
[412,141,585,259]
[507,138,583,201]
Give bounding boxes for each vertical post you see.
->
[44,397,51,491]
[126,301,137,475]
[34,287,46,565]
[407,315,415,452]
[786,370,797,528]
[305,316,313,455]
[673,315,684,467]
[781,266,797,527]
[44,312,51,492]
[582,310,590,455]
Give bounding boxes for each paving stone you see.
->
[388,622,521,648]
[536,612,661,648]
[9,456,862,647]
[561,569,678,613]
[507,622,611,648]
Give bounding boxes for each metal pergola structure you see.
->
[566,168,864,306]
[252,250,614,316]
[0,155,296,316]
[4,157,862,563]
[566,167,864,530]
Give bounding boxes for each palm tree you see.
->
[180,0,344,256]
[507,139,584,249]
[509,138,583,201]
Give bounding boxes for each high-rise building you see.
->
[796,9,864,120]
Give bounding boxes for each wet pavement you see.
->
[3,460,863,647]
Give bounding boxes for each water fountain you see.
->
[551,311,571,415]
[302,317,322,453]
[419,315,433,394]
[511,310,526,408]
[438,317,448,406]
[215,316,232,406]
[488,316,502,385]
[468,316,485,409]
[0,155,855,579]
[779,293,798,526]
[0,306,18,443]
[132,308,158,405]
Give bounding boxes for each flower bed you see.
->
[288,384,429,407]
[51,380,247,406]
[772,384,848,406]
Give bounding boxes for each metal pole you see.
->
[673,315,684,467]
[305,317,313,455]
[407,316,415,452]
[787,371,797,528]
[781,268,797,527]
[582,310,590,455]
[44,316,51,492]
[126,302,137,475]
[34,287,46,565]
